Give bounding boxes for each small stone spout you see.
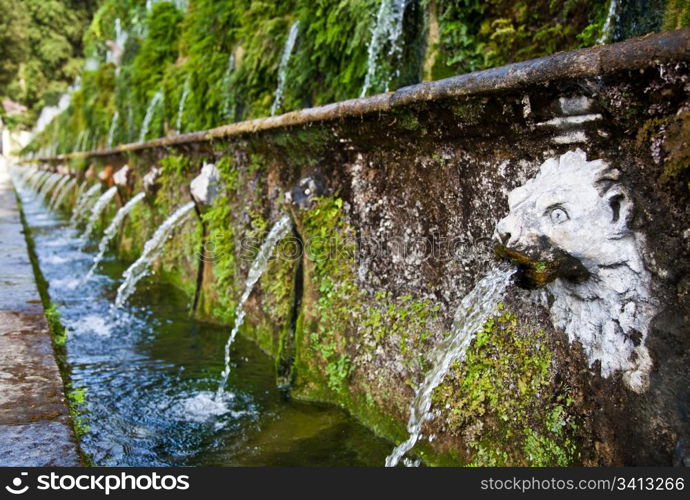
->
[494,245,561,289]
[190,163,220,207]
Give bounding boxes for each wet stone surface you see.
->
[0,161,80,466]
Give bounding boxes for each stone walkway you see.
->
[0,158,80,466]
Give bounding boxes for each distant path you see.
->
[0,158,80,466]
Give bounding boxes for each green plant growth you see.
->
[432,307,579,466]
[428,0,610,80]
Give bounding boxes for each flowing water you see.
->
[139,91,164,143]
[360,0,411,97]
[51,177,77,211]
[385,264,516,467]
[270,21,300,116]
[83,186,119,240]
[85,192,146,282]
[176,79,191,133]
[221,55,236,120]
[115,201,196,308]
[36,172,57,195]
[71,184,102,226]
[40,174,62,200]
[48,176,70,208]
[107,111,119,148]
[599,0,619,43]
[215,214,292,399]
[13,175,389,466]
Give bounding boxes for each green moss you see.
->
[432,308,579,466]
[430,0,609,81]
[44,304,67,348]
[664,0,690,29]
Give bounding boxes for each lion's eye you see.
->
[549,207,569,224]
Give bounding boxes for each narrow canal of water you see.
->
[16,183,391,466]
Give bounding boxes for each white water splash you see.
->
[71,184,102,226]
[107,111,120,148]
[360,0,411,97]
[176,78,191,133]
[139,91,164,143]
[182,392,232,423]
[385,264,516,467]
[83,186,119,240]
[66,313,113,338]
[215,214,293,399]
[270,21,300,116]
[598,0,619,44]
[115,201,196,308]
[85,192,146,282]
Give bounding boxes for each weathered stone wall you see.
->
[35,30,690,465]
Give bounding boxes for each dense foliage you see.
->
[23,0,688,154]
[0,0,98,130]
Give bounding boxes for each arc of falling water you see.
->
[35,172,56,195]
[598,0,619,44]
[50,177,77,211]
[84,192,145,282]
[270,21,300,116]
[107,111,119,149]
[176,78,191,133]
[40,174,63,200]
[385,264,516,467]
[360,0,411,97]
[71,184,102,226]
[82,186,119,240]
[215,214,293,400]
[48,176,70,208]
[139,91,164,143]
[115,201,196,308]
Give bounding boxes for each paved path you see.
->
[0,158,80,466]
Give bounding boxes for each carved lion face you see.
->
[495,149,632,274]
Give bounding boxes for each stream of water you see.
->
[83,186,118,240]
[13,174,390,466]
[215,214,293,399]
[84,192,146,282]
[139,91,164,143]
[360,0,411,97]
[385,264,516,466]
[270,21,300,116]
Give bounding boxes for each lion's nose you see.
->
[494,217,516,246]
[496,229,511,245]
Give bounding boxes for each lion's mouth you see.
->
[495,245,590,289]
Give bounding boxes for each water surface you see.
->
[16,182,391,466]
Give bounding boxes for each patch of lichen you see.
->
[431,306,579,466]
[660,111,690,188]
[636,111,690,189]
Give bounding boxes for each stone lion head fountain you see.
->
[494,149,656,392]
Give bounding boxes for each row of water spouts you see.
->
[13,162,516,467]
[13,164,293,408]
